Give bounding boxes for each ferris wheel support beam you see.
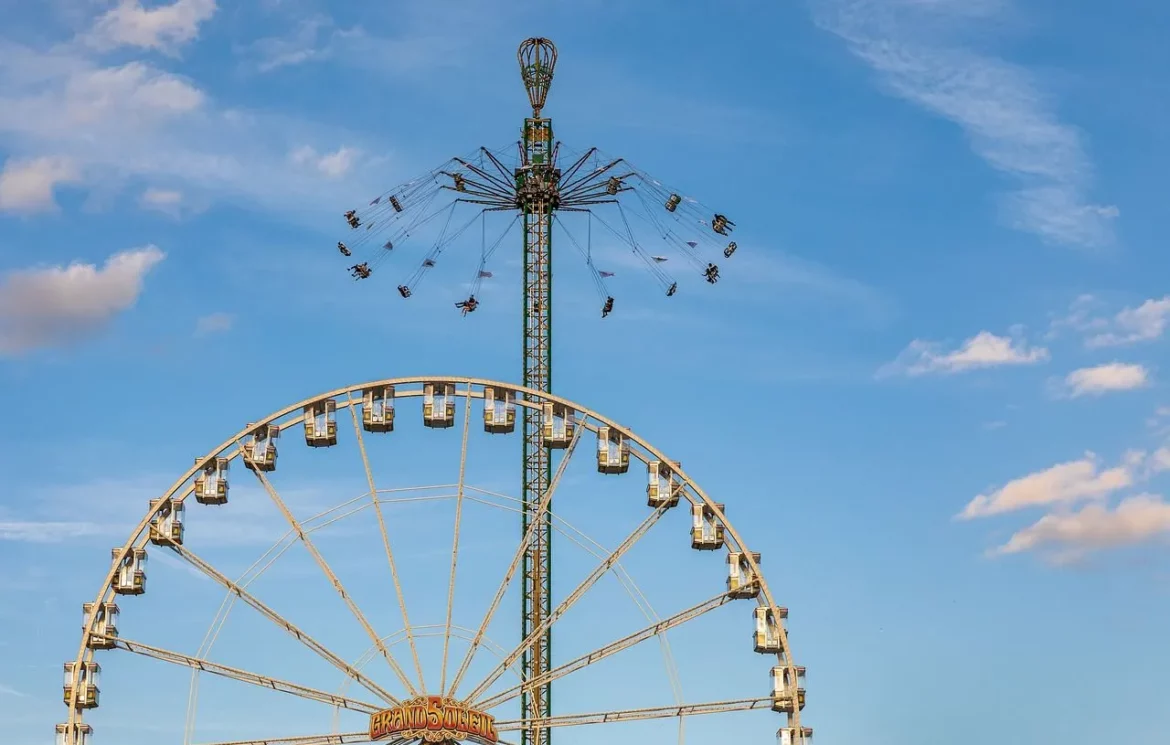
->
[467,502,671,702]
[440,387,473,694]
[447,425,583,699]
[345,394,428,693]
[100,636,379,714]
[475,590,736,710]
[495,697,775,731]
[167,544,398,704]
[247,463,419,698]
[194,734,371,745]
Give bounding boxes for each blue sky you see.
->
[1,0,1169,744]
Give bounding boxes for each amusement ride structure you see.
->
[58,39,812,745]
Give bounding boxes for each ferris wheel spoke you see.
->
[167,544,398,705]
[446,424,584,698]
[495,698,775,730]
[475,590,735,710]
[193,734,370,745]
[102,636,380,714]
[440,387,473,694]
[345,394,427,693]
[465,500,672,702]
[246,457,419,697]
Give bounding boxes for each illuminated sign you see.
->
[370,697,498,744]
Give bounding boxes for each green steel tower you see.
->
[516,37,558,745]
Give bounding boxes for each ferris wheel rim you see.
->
[65,375,801,740]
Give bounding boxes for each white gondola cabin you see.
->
[243,423,279,473]
[62,661,100,708]
[771,666,807,713]
[148,498,183,547]
[483,386,516,434]
[423,382,456,428]
[304,399,337,447]
[56,723,93,745]
[362,386,395,432]
[691,502,725,550]
[754,605,787,654]
[647,460,682,508]
[542,402,575,448]
[111,548,146,595]
[596,426,630,474]
[727,551,761,598]
[194,456,229,505]
[82,602,119,650]
[777,727,813,745]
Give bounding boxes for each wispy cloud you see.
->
[0,683,28,698]
[959,450,1141,520]
[879,328,1048,377]
[990,495,1170,562]
[194,311,234,337]
[1060,362,1150,398]
[813,0,1116,247]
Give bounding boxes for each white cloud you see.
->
[991,495,1170,559]
[813,0,1115,247]
[959,451,1137,519]
[195,311,233,336]
[139,186,182,214]
[0,37,390,219]
[1087,296,1170,348]
[290,145,357,179]
[0,246,165,355]
[1152,448,1170,474]
[1062,362,1150,397]
[0,156,81,213]
[879,330,1048,377]
[87,0,218,54]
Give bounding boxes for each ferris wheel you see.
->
[58,377,811,745]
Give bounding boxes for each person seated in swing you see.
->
[349,263,371,279]
[704,263,720,283]
[666,282,678,296]
[398,285,412,298]
[455,294,479,315]
[711,214,735,235]
[344,210,361,229]
[337,241,351,256]
[601,296,614,318]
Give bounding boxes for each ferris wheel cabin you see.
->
[148,498,184,547]
[771,665,807,713]
[691,502,725,550]
[303,399,338,447]
[541,402,575,448]
[194,456,229,505]
[81,602,119,650]
[362,385,396,432]
[483,386,516,434]
[646,460,682,508]
[754,605,787,654]
[596,426,630,474]
[61,661,100,708]
[727,551,762,598]
[423,382,457,428]
[242,423,279,473]
[110,548,146,595]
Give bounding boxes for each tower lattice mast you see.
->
[516,37,558,745]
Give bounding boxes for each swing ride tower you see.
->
[321,34,805,745]
[515,37,558,745]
